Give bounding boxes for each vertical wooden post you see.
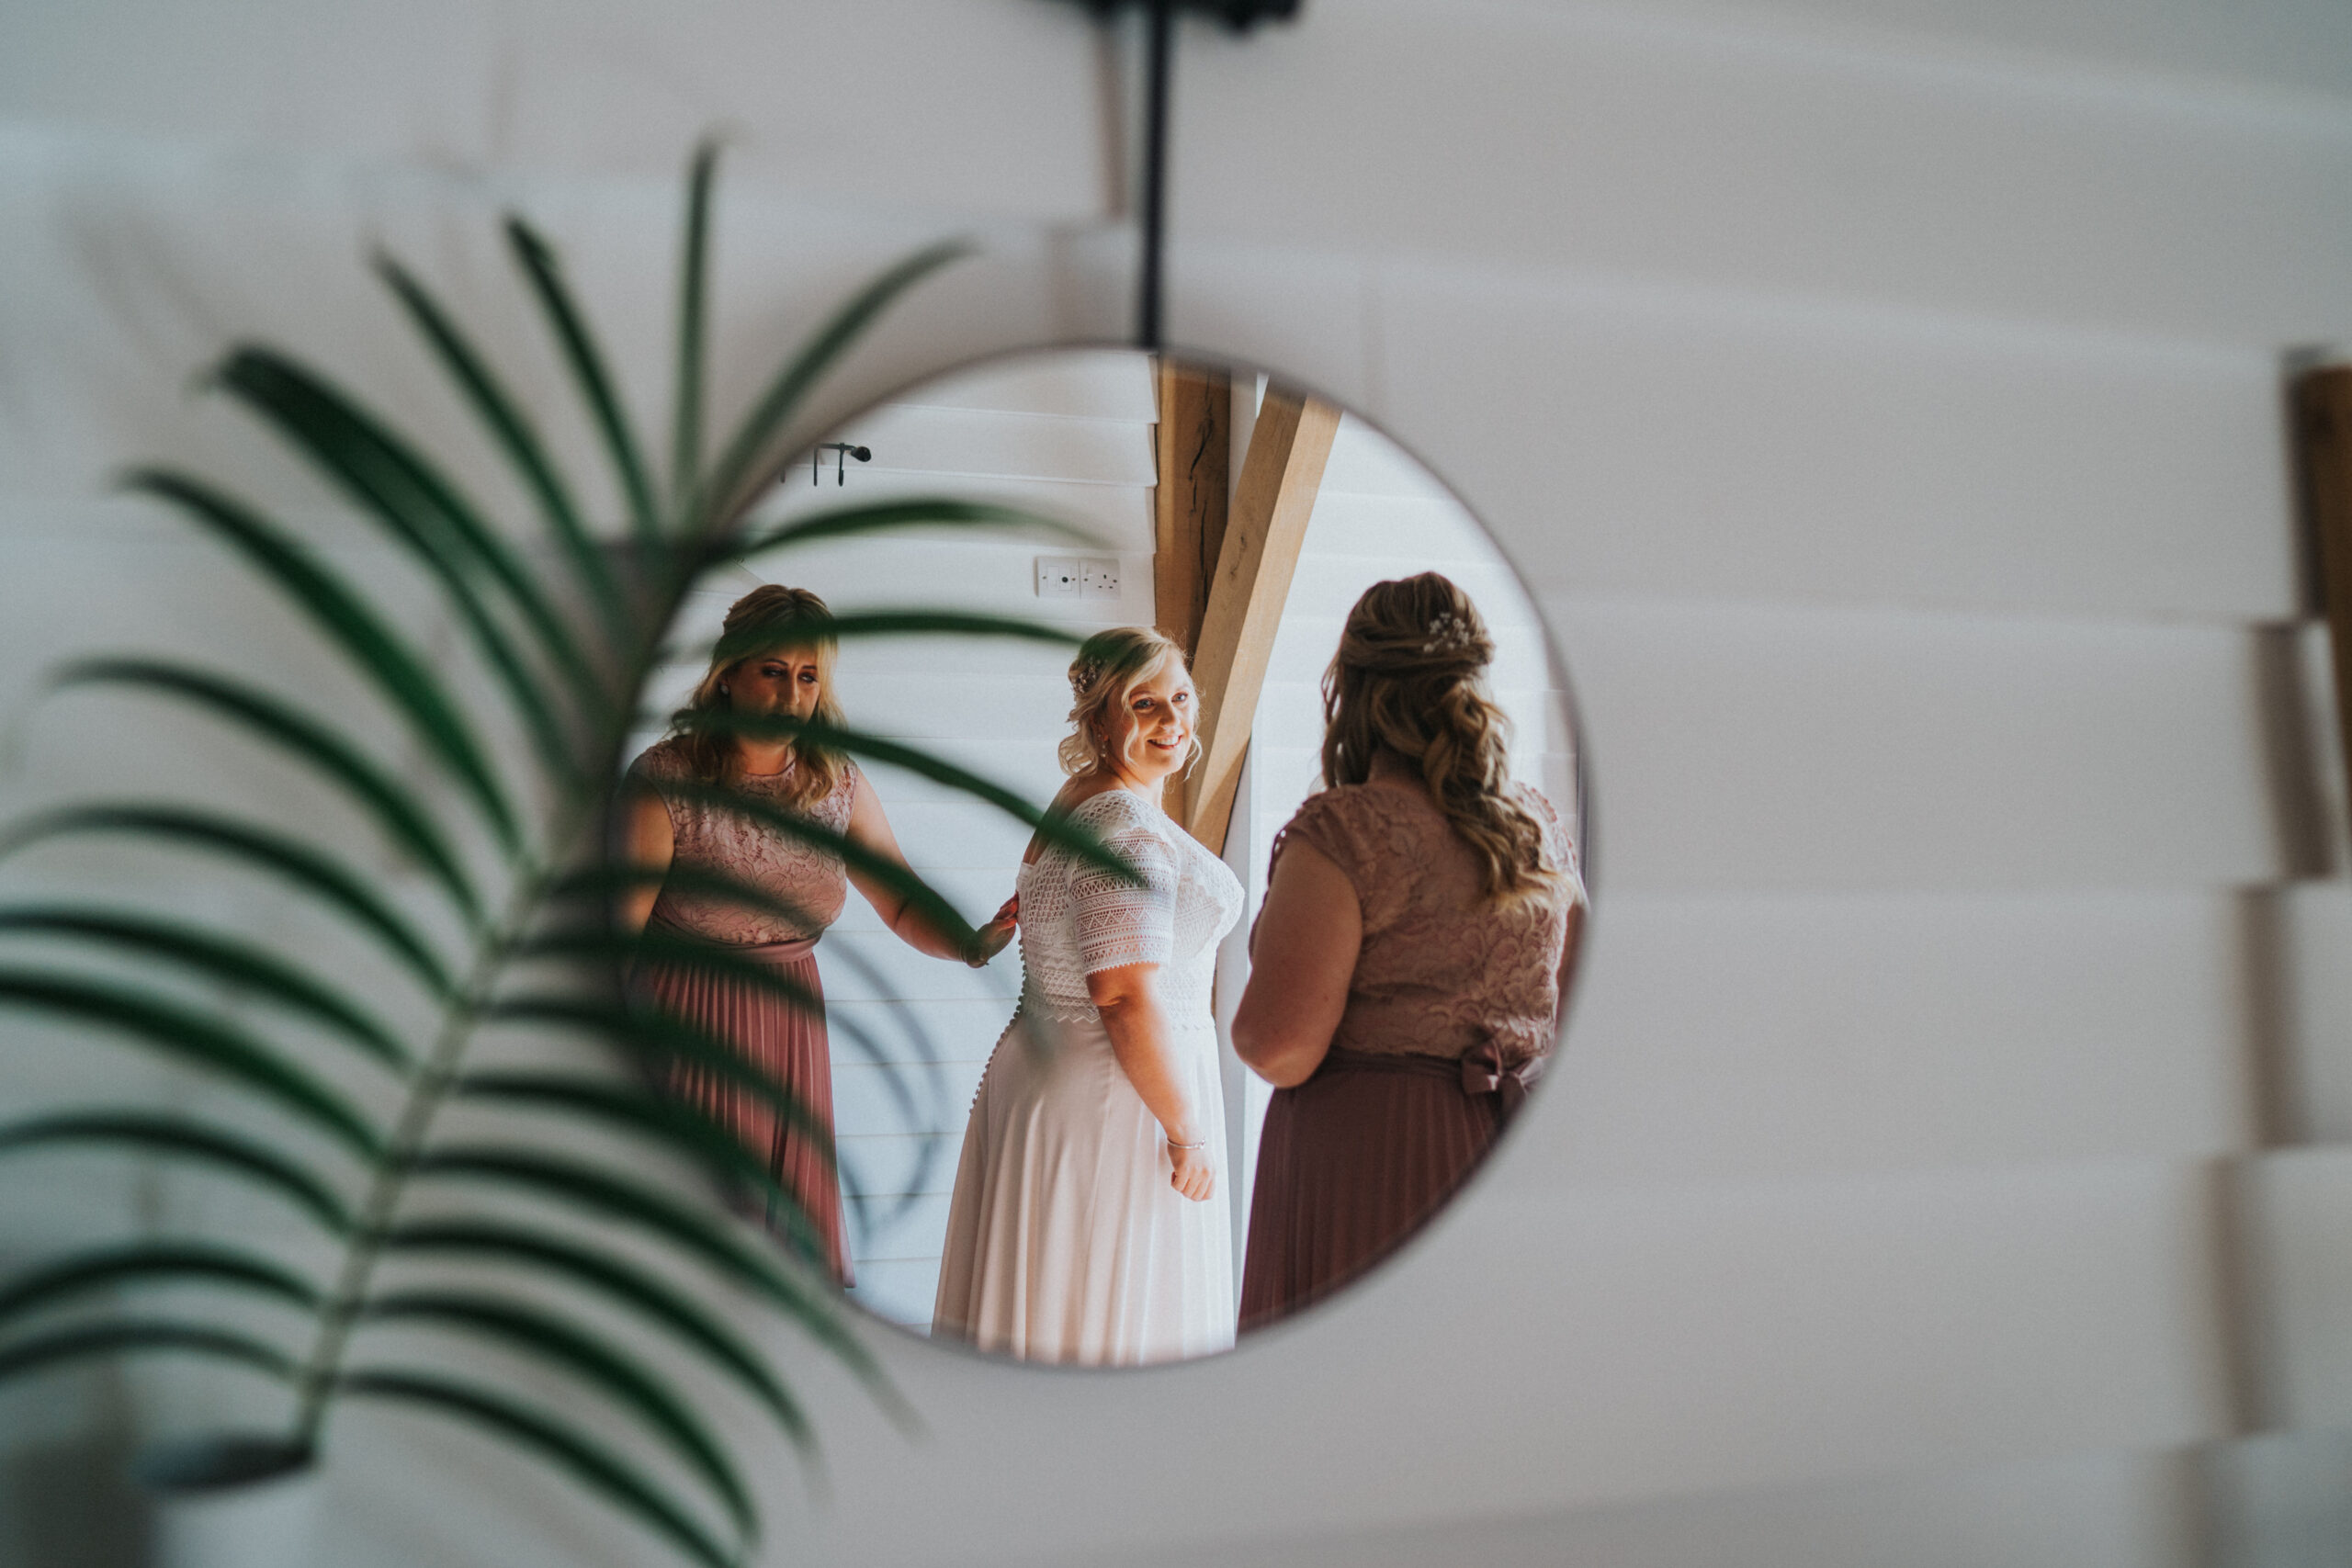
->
[2293,367,2352,841]
[1153,358,1230,824]
[1154,359,1231,656]
[1184,386,1340,854]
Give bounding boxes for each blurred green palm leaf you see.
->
[0,141,1101,1564]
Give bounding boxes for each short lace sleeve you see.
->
[1273,789,1412,934]
[626,739,688,797]
[1515,784,1587,908]
[1069,795,1179,975]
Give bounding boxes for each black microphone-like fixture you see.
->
[812,443,873,486]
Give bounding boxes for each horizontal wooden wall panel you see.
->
[844,1192,958,1266]
[808,1160,2231,1567]
[833,1061,991,1140]
[1035,1445,2198,1568]
[1159,240,1378,413]
[1376,260,2298,622]
[1606,0,2352,104]
[1521,889,2258,1185]
[0,0,1105,221]
[0,138,1090,515]
[1548,598,2310,892]
[1178,3,2352,343]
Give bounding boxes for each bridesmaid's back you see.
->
[1272,779,1575,1066]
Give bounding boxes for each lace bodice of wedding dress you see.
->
[1016,787,1241,1022]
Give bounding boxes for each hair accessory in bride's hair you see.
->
[1421,613,1476,655]
[1069,660,1102,698]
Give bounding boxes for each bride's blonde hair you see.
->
[1058,626,1196,778]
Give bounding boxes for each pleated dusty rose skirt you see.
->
[635,934,850,1283]
[1238,1048,1505,1333]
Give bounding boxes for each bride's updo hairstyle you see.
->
[1058,626,1194,778]
[1321,572,1561,905]
[668,583,848,809]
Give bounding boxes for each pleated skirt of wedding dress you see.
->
[932,1002,1235,1366]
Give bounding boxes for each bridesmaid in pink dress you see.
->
[1233,573,1585,1330]
[616,585,1014,1281]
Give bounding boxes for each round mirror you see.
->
[616,347,1587,1365]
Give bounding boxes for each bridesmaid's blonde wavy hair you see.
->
[1058,626,1197,778]
[668,584,848,809]
[1321,573,1561,905]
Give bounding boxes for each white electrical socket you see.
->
[1034,556,1083,597]
[1080,557,1121,600]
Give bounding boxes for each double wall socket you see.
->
[1035,556,1121,600]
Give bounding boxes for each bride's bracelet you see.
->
[1165,1134,1209,1151]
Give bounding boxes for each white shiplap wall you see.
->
[5,1,2352,1565]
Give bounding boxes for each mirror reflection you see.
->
[618,348,1586,1365]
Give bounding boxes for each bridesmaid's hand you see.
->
[1168,1137,1216,1203]
[965,895,1018,967]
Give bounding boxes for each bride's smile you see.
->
[1107,663,1194,789]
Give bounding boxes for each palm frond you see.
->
[0,971,383,1158]
[358,1291,754,1540]
[0,1319,297,1388]
[451,1070,827,1252]
[371,252,630,642]
[0,1244,321,1328]
[630,782,981,950]
[405,1145,893,1405]
[819,607,1089,648]
[337,1371,734,1568]
[520,929,915,1129]
[119,468,521,854]
[0,906,412,1072]
[505,218,662,544]
[0,143,1097,1564]
[481,991,845,1178]
[51,659,482,929]
[702,242,969,530]
[194,352,585,783]
[212,346,605,730]
[670,141,718,530]
[735,496,1093,558]
[0,805,455,998]
[0,1114,353,1232]
[697,712,1140,884]
[377,1220,814,1459]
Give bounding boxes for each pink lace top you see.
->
[628,738,860,946]
[1268,780,1581,1067]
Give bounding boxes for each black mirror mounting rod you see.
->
[1046,0,1304,350]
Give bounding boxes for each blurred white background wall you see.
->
[5,2,2352,1564]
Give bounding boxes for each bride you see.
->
[933,626,1242,1365]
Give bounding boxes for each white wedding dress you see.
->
[933,787,1243,1365]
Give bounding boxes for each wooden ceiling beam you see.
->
[1182,384,1340,854]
